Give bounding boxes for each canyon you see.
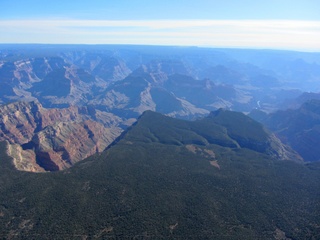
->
[0,101,123,171]
[1,45,320,172]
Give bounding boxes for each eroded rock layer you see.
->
[0,101,123,172]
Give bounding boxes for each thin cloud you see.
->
[1,19,320,51]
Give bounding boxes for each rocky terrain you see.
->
[1,45,320,115]
[250,99,320,162]
[0,101,123,172]
[1,45,320,171]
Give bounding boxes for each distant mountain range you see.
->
[1,45,320,116]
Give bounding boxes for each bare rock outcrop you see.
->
[0,101,123,172]
[21,120,121,171]
[0,101,41,144]
[7,143,43,172]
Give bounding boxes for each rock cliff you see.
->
[0,101,123,172]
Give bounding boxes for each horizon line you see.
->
[0,43,319,53]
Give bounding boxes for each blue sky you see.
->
[1,0,320,51]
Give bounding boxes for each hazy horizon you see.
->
[1,0,320,51]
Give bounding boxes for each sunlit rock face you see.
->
[0,101,122,172]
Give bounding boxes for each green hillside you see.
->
[0,110,319,239]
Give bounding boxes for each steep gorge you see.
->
[0,101,123,172]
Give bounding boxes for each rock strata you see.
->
[0,101,123,172]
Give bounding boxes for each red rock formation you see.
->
[0,101,123,172]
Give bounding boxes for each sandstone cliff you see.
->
[0,101,123,172]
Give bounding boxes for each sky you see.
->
[1,0,320,51]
